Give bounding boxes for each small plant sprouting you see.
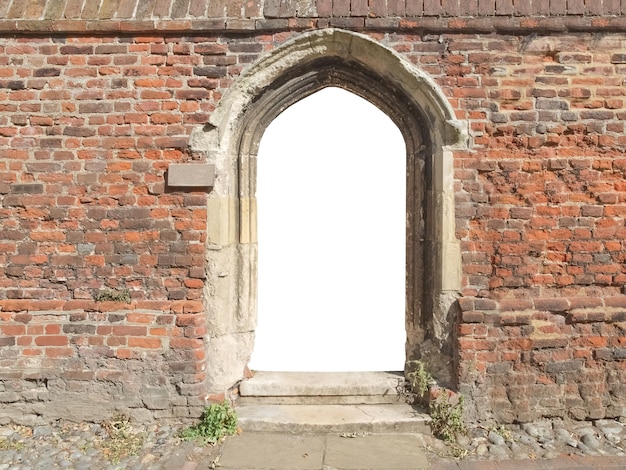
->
[99,415,145,464]
[93,289,131,303]
[406,360,434,398]
[0,438,25,451]
[492,424,515,443]
[429,392,467,443]
[180,401,238,445]
[405,360,468,446]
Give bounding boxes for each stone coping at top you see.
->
[1,0,626,34]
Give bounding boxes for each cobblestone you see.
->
[0,420,220,470]
[0,417,624,469]
[418,417,626,466]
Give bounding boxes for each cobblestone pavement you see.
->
[0,416,624,469]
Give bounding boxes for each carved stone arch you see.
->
[190,29,466,394]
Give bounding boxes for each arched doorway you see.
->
[194,29,465,393]
[250,87,406,372]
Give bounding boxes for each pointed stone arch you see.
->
[190,29,467,393]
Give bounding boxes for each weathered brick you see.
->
[34,335,68,346]
[546,359,583,374]
[350,0,368,16]
[33,67,61,77]
[534,298,569,312]
[128,337,162,348]
[0,337,16,346]
[60,45,93,55]
[62,324,97,334]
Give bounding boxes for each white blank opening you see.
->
[250,87,406,372]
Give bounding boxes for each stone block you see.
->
[0,392,20,403]
[127,408,155,423]
[142,395,171,410]
[167,163,215,187]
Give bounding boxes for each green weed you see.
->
[406,360,434,398]
[93,289,131,302]
[429,393,467,443]
[180,401,238,445]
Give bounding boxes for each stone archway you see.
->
[190,29,466,394]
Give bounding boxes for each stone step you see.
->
[239,371,406,405]
[236,404,430,434]
[239,394,404,405]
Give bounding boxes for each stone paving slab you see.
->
[218,432,429,469]
[218,432,325,469]
[324,433,430,469]
[218,432,626,470]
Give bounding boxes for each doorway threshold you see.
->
[239,371,406,405]
[236,372,428,433]
[237,372,429,433]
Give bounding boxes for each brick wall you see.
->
[447,33,626,421]
[0,33,221,424]
[0,2,625,424]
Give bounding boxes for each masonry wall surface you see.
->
[1,0,626,425]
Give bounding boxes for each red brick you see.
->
[128,337,162,349]
[21,347,41,356]
[405,0,424,15]
[133,300,171,311]
[495,0,514,15]
[45,324,61,334]
[126,313,155,323]
[459,324,475,335]
[34,335,68,346]
[332,0,349,16]
[107,336,127,347]
[420,0,441,15]
[532,336,569,349]
[478,0,496,15]
[534,298,569,312]
[183,301,203,313]
[184,325,206,338]
[149,327,168,336]
[175,314,204,326]
[116,348,132,359]
[183,278,204,289]
[1,325,25,335]
[45,347,73,357]
[368,0,387,16]
[170,337,203,349]
[568,297,603,309]
[351,0,368,16]
[605,296,626,308]
[498,299,533,311]
[98,301,134,312]
[533,0,550,14]
[111,325,147,336]
[387,0,405,16]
